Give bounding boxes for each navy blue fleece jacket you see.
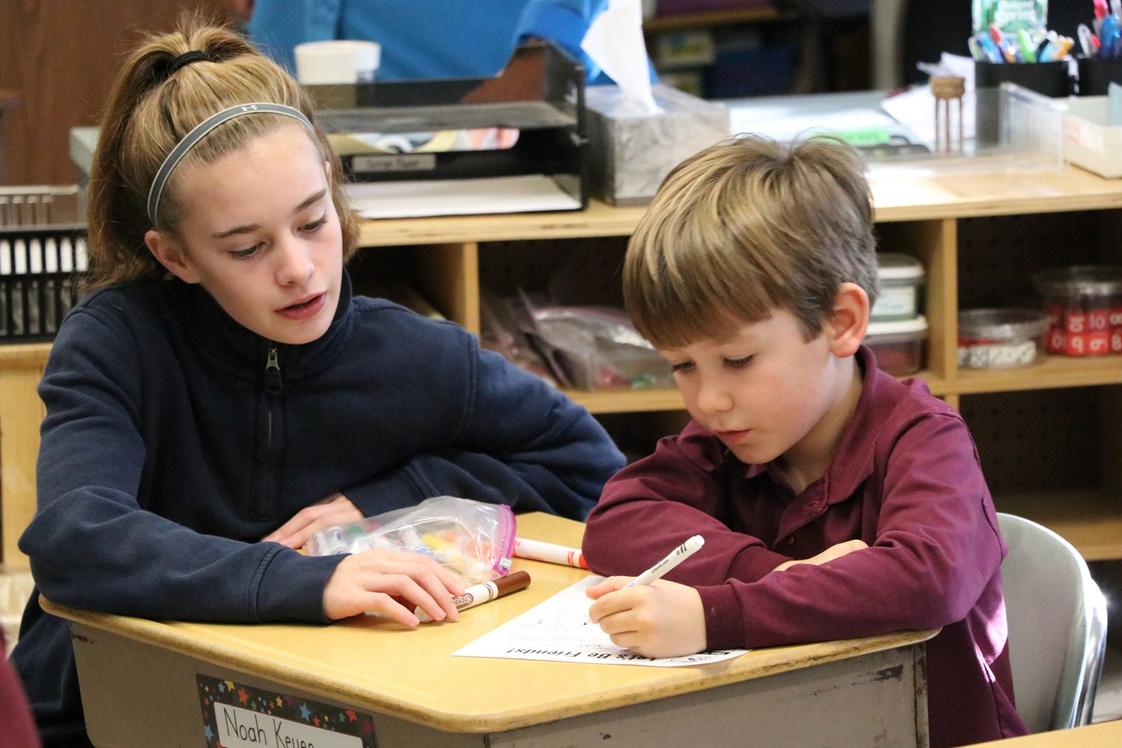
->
[13,272,623,743]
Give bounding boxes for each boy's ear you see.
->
[824,282,869,357]
[144,229,200,284]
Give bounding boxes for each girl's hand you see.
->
[586,577,706,659]
[773,539,869,571]
[262,493,363,549]
[323,548,466,625]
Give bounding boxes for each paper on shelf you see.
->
[454,575,747,667]
[346,175,580,219]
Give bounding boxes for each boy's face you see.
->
[146,123,343,346]
[659,308,856,469]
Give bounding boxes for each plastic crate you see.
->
[0,186,87,341]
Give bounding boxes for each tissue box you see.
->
[1064,95,1122,179]
[585,84,730,205]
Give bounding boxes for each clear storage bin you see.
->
[1033,265,1122,357]
[957,308,1049,369]
[866,315,927,376]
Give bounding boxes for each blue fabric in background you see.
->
[247,0,615,83]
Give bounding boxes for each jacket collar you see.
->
[179,269,354,383]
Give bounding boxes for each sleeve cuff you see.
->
[255,547,346,623]
[698,583,746,650]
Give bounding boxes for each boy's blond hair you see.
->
[623,135,878,349]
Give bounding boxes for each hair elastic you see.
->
[146,102,314,226]
[159,50,214,79]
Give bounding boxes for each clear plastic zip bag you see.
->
[305,496,517,583]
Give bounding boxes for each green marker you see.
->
[1016,28,1037,63]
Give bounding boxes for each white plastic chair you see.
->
[998,512,1109,732]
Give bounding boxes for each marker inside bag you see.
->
[415,570,531,623]
[513,537,589,569]
[624,535,705,589]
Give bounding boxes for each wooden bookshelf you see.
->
[4,163,1122,565]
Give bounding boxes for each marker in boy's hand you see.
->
[586,576,707,659]
[586,535,707,658]
[623,534,704,588]
[322,547,466,626]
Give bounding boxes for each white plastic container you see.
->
[872,253,925,322]
[1063,96,1122,179]
[866,315,928,376]
[957,308,1050,369]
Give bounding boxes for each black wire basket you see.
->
[0,186,86,342]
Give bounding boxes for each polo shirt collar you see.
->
[732,346,894,505]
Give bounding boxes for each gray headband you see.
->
[146,102,314,226]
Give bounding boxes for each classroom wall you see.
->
[0,0,235,186]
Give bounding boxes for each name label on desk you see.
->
[197,675,375,748]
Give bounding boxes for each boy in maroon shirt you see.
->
[582,135,1029,747]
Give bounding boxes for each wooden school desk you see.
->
[967,719,1122,747]
[43,512,936,748]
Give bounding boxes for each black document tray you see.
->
[306,41,587,211]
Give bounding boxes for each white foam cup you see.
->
[294,40,381,85]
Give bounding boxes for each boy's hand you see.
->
[323,548,466,625]
[262,493,363,549]
[586,577,706,659]
[774,539,868,571]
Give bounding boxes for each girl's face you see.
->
[145,123,343,345]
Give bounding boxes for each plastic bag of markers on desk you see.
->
[305,496,517,583]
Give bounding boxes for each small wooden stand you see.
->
[930,76,966,153]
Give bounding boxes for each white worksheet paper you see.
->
[346,175,580,219]
[454,576,747,667]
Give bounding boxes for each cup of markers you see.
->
[968,24,1074,65]
[969,23,1074,146]
[1076,0,1122,94]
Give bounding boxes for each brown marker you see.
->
[416,570,531,622]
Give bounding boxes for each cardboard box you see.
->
[1064,96,1122,178]
[585,84,730,205]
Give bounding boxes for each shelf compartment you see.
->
[994,489,1122,561]
[954,355,1122,394]
[565,369,948,415]
[875,218,957,382]
[565,387,683,414]
[356,199,645,248]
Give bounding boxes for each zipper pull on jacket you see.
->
[264,345,283,395]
